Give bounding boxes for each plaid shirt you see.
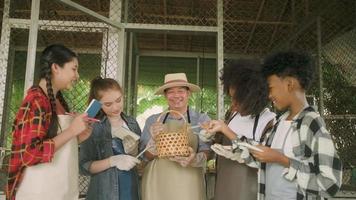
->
[244,106,342,200]
[6,86,55,200]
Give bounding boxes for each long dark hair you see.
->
[220,59,268,117]
[88,77,123,119]
[39,44,77,138]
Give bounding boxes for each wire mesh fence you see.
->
[0,0,355,198]
[0,27,29,191]
[267,0,356,186]
[125,0,217,26]
[0,0,117,195]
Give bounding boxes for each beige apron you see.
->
[16,115,79,200]
[141,120,206,200]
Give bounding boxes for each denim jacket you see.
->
[79,113,141,200]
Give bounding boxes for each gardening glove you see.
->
[149,122,164,140]
[109,154,140,171]
[211,144,244,163]
[123,136,139,155]
[146,138,158,156]
[169,147,207,168]
[196,129,215,142]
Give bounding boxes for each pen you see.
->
[136,145,153,159]
[86,117,100,122]
[190,125,201,129]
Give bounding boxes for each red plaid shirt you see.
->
[6,86,55,200]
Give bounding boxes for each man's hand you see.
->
[169,147,207,168]
[149,122,165,140]
[169,147,196,167]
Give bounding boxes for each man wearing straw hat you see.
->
[140,73,211,200]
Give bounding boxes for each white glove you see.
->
[169,147,207,168]
[109,155,140,171]
[211,144,244,163]
[146,138,158,156]
[196,129,215,142]
[123,136,139,155]
[149,122,164,139]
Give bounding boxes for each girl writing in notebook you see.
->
[79,77,141,200]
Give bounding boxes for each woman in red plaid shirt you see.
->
[6,44,91,200]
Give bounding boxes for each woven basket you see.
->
[155,110,190,158]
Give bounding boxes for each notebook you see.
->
[85,99,102,118]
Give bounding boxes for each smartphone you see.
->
[85,99,102,118]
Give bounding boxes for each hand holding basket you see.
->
[154,110,190,158]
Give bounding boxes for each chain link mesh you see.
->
[269,0,356,186]
[0,28,29,191]
[0,0,355,198]
[126,0,216,26]
[1,1,112,196]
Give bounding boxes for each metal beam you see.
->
[126,32,134,115]
[24,0,40,94]
[316,17,324,116]
[125,23,218,33]
[57,0,124,29]
[13,46,104,54]
[2,48,15,144]
[139,50,258,60]
[267,0,290,49]
[10,9,293,26]
[216,0,224,120]
[244,0,266,53]
[0,0,11,145]
[126,13,293,25]
[9,18,108,30]
[133,55,140,116]
[272,1,337,50]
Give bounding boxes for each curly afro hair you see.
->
[220,59,268,116]
[262,51,315,90]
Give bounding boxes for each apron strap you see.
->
[162,107,191,124]
[240,113,260,142]
[252,113,260,141]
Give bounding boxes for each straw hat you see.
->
[155,73,201,95]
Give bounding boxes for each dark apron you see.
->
[214,113,259,200]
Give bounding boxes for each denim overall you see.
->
[112,138,139,200]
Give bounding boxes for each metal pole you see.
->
[24,0,40,93]
[317,17,324,116]
[1,49,15,146]
[57,0,124,29]
[133,55,140,117]
[117,29,126,86]
[100,30,109,77]
[216,0,224,120]
[196,57,201,111]
[126,32,134,115]
[0,0,11,140]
